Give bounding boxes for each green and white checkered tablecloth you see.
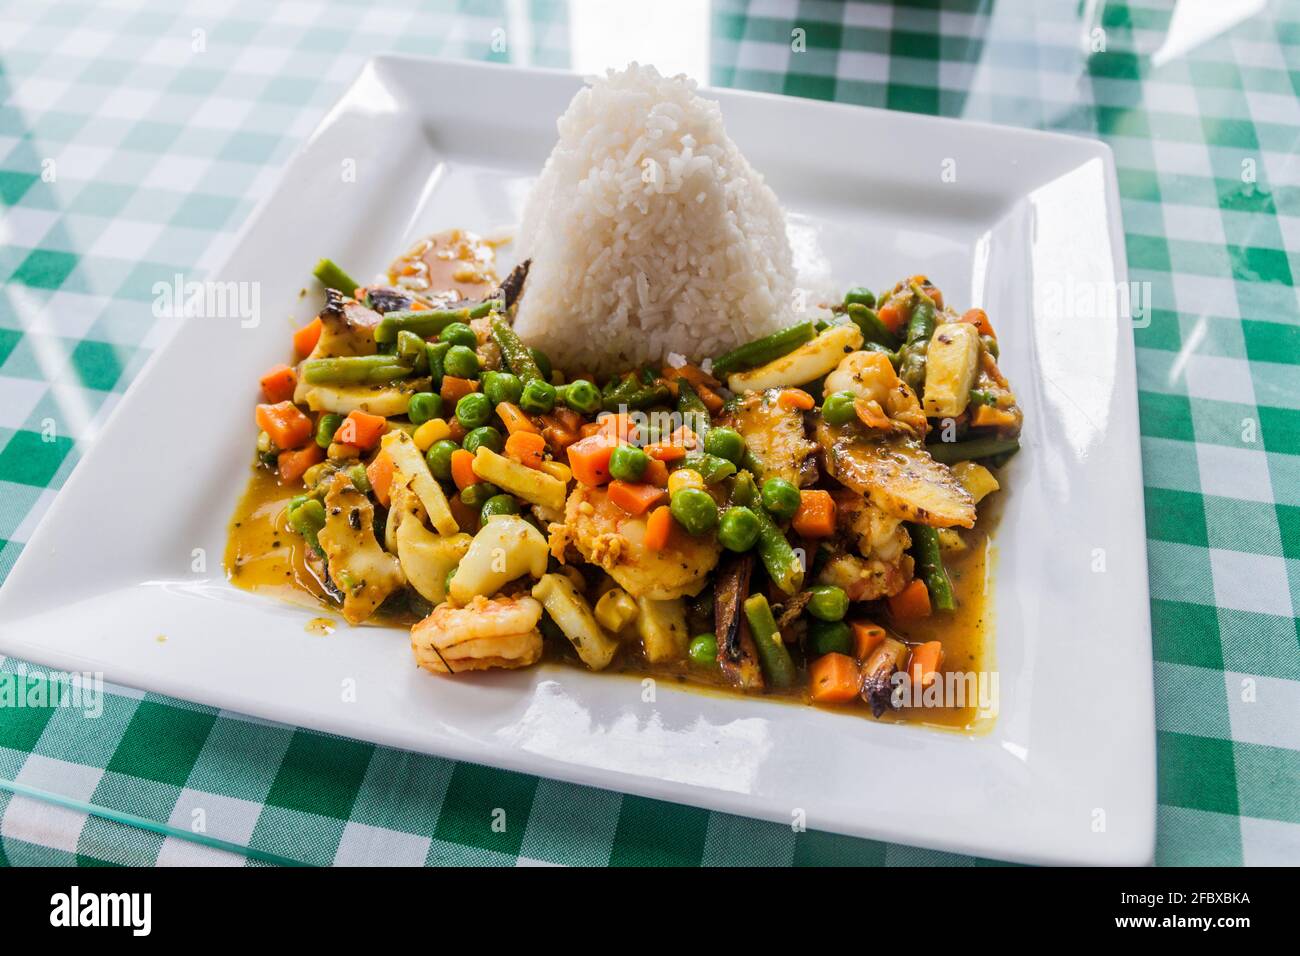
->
[1,0,1297,867]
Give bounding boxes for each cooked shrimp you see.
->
[816,493,914,601]
[555,484,720,600]
[411,594,543,674]
[824,351,927,434]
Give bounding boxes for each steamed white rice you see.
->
[513,63,796,376]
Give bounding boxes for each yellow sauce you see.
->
[387,229,499,305]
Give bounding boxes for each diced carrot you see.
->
[579,422,603,438]
[277,443,323,484]
[851,621,887,660]
[505,431,547,469]
[541,423,579,453]
[450,449,479,490]
[256,401,313,450]
[908,640,944,688]
[607,480,668,516]
[791,489,837,538]
[366,449,395,507]
[550,407,584,434]
[440,376,478,405]
[777,388,815,411]
[644,441,686,462]
[643,504,674,550]
[854,397,892,430]
[260,364,298,404]
[333,410,387,450]
[447,419,467,443]
[497,402,539,435]
[888,579,932,619]
[661,363,720,391]
[809,653,862,704]
[971,404,1018,429]
[642,458,670,488]
[566,432,617,486]
[876,301,907,335]
[596,411,637,441]
[293,317,322,357]
[695,383,725,414]
[959,307,995,339]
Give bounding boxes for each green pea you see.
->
[315,413,343,448]
[407,392,442,425]
[443,344,480,379]
[703,426,746,465]
[480,494,519,520]
[807,620,853,657]
[608,444,649,482]
[440,322,477,349]
[463,426,503,454]
[821,390,859,426]
[717,506,761,552]
[460,482,500,508]
[670,487,718,536]
[519,378,556,414]
[844,286,876,308]
[347,463,371,493]
[455,392,492,429]
[530,347,552,383]
[760,477,801,522]
[807,584,849,622]
[482,370,523,407]
[426,439,459,480]
[688,633,719,666]
[562,379,601,414]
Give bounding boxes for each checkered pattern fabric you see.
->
[1,0,1297,866]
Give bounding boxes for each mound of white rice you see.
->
[513,63,796,376]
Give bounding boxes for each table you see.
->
[1,0,1297,866]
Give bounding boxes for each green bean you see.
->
[674,379,712,435]
[846,303,898,348]
[314,413,343,448]
[712,321,816,378]
[425,341,451,388]
[926,436,1020,465]
[288,498,326,555]
[682,453,736,484]
[862,341,901,367]
[904,284,938,346]
[843,286,876,309]
[490,316,543,383]
[742,594,797,689]
[375,308,469,345]
[750,500,803,594]
[396,330,429,373]
[347,464,370,493]
[312,258,359,296]
[601,376,670,412]
[729,471,758,508]
[740,448,765,479]
[301,355,412,386]
[910,523,956,612]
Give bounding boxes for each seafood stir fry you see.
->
[227,232,1022,721]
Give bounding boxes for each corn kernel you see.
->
[539,460,572,484]
[667,468,704,495]
[413,418,451,451]
[594,588,638,633]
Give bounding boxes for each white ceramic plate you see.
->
[0,57,1155,865]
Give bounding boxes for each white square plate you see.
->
[0,57,1155,865]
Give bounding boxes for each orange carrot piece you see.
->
[505,431,547,469]
[644,504,673,550]
[908,640,944,688]
[596,411,637,441]
[809,653,862,704]
[888,579,932,619]
[644,441,686,462]
[497,402,539,435]
[566,432,617,486]
[550,407,584,434]
[854,397,892,431]
[695,383,725,414]
[642,458,670,488]
[256,401,313,450]
[971,404,1018,429]
[260,364,298,404]
[447,419,467,443]
[876,301,906,335]
[579,422,603,438]
[366,449,395,507]
[661,363,721,390]
[333,410,387,450]
[851,621,887,660]
[791,489,837,538]
[777,388,815,411]
[450,449,479,490]
[293,316,322,356]
[607,480,668,516]
[440,376,478,405]
[277,443,323,484]
[959,307,995,339]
